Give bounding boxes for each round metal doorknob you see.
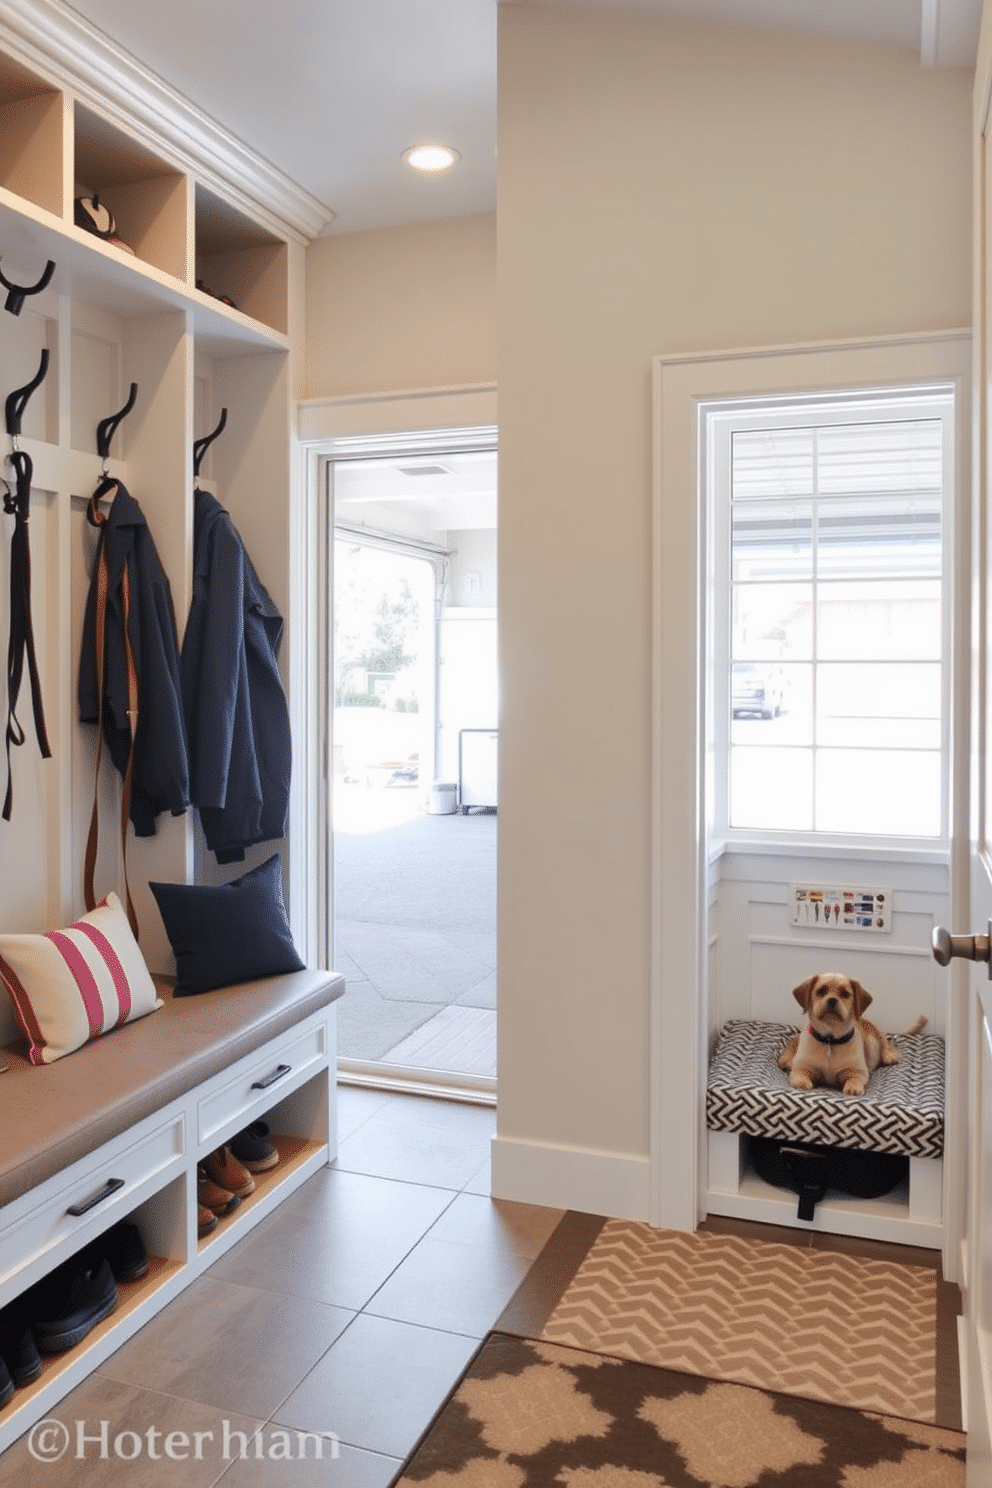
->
[932,925,991,966]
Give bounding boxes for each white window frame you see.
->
[705,386,956,850]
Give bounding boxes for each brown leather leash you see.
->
[83,480,139,936]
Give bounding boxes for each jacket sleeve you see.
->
[181,516,261,817]
[132,571,190,817]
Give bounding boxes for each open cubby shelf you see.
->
[197,1136,322,1253]
[0,55,288,337]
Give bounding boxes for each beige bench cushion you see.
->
[0,969,344,1209]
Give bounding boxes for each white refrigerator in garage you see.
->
[459,728,499,812]
[438,608,498,805]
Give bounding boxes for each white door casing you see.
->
[650,333,971,1258]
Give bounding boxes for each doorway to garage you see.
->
[326,441,498,1096]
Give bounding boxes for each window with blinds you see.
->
[711,389,953,840]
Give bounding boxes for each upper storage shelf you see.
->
[74,103,188,283]
[195,186,288,337]
[0,54,63,218]
[0,52,289,346]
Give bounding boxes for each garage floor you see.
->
[332,795,496,1079]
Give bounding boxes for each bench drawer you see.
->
[197,1020,328,1149]
[0,1115,185,1294]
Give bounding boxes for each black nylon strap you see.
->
[3,448,52,820]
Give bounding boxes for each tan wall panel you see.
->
[496,5,971,1170]
[305,214,496,398]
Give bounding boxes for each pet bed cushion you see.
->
[0,892,161,1066]
[706,1018,944,1159]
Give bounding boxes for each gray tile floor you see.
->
[0,1088,564,1488]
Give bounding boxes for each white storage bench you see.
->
[0,968,344,1452]
[705,1018,946,1246]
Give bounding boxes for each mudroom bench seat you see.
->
[0,967,344,1452]
[705,1017,946,1247]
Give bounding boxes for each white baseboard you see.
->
[490,1134,651,1220]
[958,1315,969,1435]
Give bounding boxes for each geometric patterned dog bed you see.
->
[706,1019,945,1160]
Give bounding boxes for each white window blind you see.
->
[712,390,952,841]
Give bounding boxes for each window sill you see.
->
[709,834,951,867]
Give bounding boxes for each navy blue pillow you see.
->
[149,854,304,995]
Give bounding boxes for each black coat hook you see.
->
[5,349,50,440]
[96,383,138,464]
[193,407,228,476]
[0,257,55,316]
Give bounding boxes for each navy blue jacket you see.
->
[78,482,190,835]
[181,490,291,863]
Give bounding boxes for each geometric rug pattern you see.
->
[540,1220,939,1423]
[394,1332,965,1486]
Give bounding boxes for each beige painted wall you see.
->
[496,5,971,1181]
[304,213,496,397]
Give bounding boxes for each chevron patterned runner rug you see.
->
[539,1220,939,1423]
[394,1332,964,1487]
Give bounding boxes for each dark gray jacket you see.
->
[181,489,291,862]
[78,482,190,835]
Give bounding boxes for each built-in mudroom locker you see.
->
[0,40,304,992]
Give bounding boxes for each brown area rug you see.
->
[393,1332,965,1487]
[540,1220,939,1423]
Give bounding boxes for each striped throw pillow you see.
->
[0,893,161,1065]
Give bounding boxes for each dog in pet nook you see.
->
[777,973,927,1096]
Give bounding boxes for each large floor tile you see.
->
[365,1235,531,1336]
[274,1313,478,1461]
[216,1439,401,1488]
[206,1167,456,1311]
[426,1192,565,1260]
[335,1084,400,1142]
[462,1153,492,1196]
[334,1103,493,1189]
[0,1376,261,1488]
[99,1277,353,1420]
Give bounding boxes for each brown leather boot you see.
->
[197,1165,240,1217]
[197,1204,219,1237]
[202,1146,255,1199]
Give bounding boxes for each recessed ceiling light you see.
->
[403,144,460,174]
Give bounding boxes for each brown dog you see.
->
[777,973,926,1096]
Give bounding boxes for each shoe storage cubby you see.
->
[0,1003,337,1453]
[197,1069,332,1256]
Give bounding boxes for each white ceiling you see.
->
[335,450,498,536]
[63,0,982,239]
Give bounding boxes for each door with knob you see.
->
[932,925,991,971]
[936,98,992,1480]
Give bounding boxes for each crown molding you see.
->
[0,0,333,243]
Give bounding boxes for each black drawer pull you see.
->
[66,1178,125,1217]
[250,1062,291,1091]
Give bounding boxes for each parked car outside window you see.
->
[732,662,784,719]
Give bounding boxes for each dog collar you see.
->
[807,1023,855,1047]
